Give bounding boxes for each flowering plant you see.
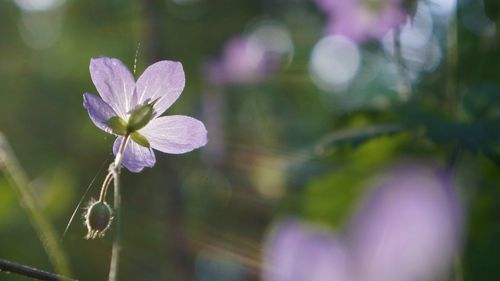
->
[84,57,207,172]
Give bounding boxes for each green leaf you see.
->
[106,116,128,136]
[131,132,150,148]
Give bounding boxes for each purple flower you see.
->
[262,219,352,281]
[83,57,207,173]
[316,0,409,42]
[262,162,463,281]
[347,162,462,281]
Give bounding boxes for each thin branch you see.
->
[394,26,413,98]
[0,259,76,281]
[279,124,406,170]
[313,124,404,156]
[0,132,72,278]
[446,0,459,119]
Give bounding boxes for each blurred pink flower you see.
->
[315,0,409,42]
[262,219,352,281]
[204,36,278,85]
[348,162,462,281]
[262,162,463,281]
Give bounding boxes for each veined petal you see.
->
[90,57,136,118]
[113,137,156,173]
[134,61,185,116]
[140,115,207,154]
[83,93,117,133]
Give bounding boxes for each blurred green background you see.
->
[0,0,499,280]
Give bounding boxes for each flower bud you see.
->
[127,99,158,132]
[84,200,113,239]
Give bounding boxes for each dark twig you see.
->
[0,259,76,281]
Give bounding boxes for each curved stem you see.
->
[98,173,113,202]
[99,134,130,204]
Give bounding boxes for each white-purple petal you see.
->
[83,93,117,133]
[139,115,207,154]
[134,60,185,116]
[90,57,136,118]
[113,137,156,173]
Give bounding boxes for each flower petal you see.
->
[134,60,185,116]
[83,93,117,133]
[140,115,207,154]
[113,137,156,173]
[90,57,136,118]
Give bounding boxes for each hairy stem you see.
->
[108,135,130,281]
[0,133,72,279]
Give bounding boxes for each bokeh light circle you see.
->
[309,35,361,92]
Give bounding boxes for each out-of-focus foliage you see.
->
[0,0,499,280]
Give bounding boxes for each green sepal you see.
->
[127,99,159,132]
[131,132,150,148]
[106,116,128,136]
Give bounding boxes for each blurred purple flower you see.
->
[262,219,352,281]
[83,57,207,173]
[315,0,409,42]
[262,162,463,281]
[204,36,278,85]
[347,162,462,281]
